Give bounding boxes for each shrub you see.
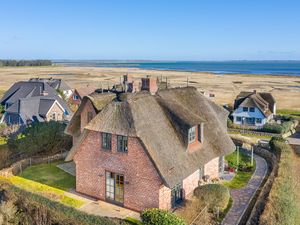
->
[141,208,186,225]
[259,140,300,225]
[8,121,72,156]
[193,184,230,211]
[262,121,294,134]
[225,150,254,172]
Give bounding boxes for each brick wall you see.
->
[80,100,97,133]
[74,130,163,212]
[204,157,219,178]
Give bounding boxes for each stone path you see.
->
[222,154,268,225]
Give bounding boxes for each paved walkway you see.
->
[222,154,268,225]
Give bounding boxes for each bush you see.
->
[8,121,72,156]
[262,121,294,134]
[225,150,254,172]
[193,184,230,211]
[141,208,186,225]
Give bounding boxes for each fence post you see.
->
[19,164,22,173]
[29,158,32,166]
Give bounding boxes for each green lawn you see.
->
[1,161,84,208]
[223,171,253,189]
[18,161,75,191]
[223,150,255,189]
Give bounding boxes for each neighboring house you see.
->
[68,86,96,107]
[232,90,276,128]
[29,77,73,98]
[65,86,235,212]
[0,80,72,125]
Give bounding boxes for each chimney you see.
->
[253,90,257,94]
[123,74,133,84]
[141,77,158,94]
[42,90,48,96]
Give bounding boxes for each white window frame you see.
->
[188,126,196,143]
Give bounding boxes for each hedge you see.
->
[259,139,300,225]
[193,184,230,211]
[0,181,123,225]
[141,208,186,225]
[262,121,294,134]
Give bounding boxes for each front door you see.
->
[171,183,184,208]
[105,171,124,205]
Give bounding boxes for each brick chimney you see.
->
[123,74,133,84]
[141,77,158,94]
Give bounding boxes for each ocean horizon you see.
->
[53,60,300,77]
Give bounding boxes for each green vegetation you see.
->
[228,131,272,140]
[8,121,72,156]
[141,208,186,225]
[18,161,75,191]
[277,108,300,118]
[125,217,143,225]
[225,150,255,172]
[0,182,121,225]
[224,150,255,189]
[259,139,300,225]
[262,121,294,134]
[0,59,52,67]
[223,171,253,189]
[0,161,83,208]
[194,184,230,211]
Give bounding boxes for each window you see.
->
[171,183,183,208]
[51,113,57,121]
[256,118,262,124]
[188,126,196,143]
[197,124,202,142]
[102,133,112,150]
[87,111,93,123]
[243,107,248,112]
[117,135,128,152]
[250,107,255,112]
[236,116,242,122]
[73,95,79,100]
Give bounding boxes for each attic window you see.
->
[188,126,196,143]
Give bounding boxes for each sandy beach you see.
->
[0,66,300,110]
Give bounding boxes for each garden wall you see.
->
[245,146,279,225]
[0,152,68,178]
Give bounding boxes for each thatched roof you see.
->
[67,87,235,188]
[234,91,276,117]
[65,92,116,135]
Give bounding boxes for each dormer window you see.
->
[188,126,196,143]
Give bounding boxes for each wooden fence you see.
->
[0,151,68,178]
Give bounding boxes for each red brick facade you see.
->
[74,131,164,211]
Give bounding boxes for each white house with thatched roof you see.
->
[65,86,235,212]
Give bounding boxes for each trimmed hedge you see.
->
[141,208,186,225]
[262,121,294,134]
[193,184,230,211]
[0,182,123,225]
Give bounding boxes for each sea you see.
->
[53,60,300,76]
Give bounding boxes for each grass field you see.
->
[1,161,84,208]
[277,108,300,119]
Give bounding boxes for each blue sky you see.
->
[1,0,300,60]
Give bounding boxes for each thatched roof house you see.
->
[65,86,235,211]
